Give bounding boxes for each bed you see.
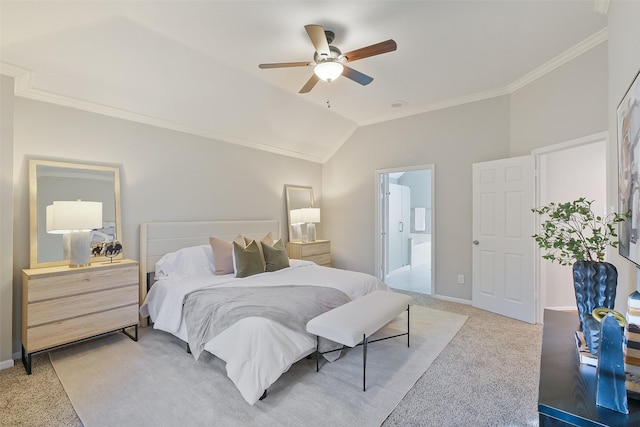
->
[138,220,389,405]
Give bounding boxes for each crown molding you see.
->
[0,61,325,164]
[508,27,608,93]
[593,0,610,15]
[358,28,607,128]
[0,26,608,164]
[357,86,511,127]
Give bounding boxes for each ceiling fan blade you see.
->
[342,66,374,86]
[259,61,312,69]
[305,24,330,56]
[343,39,397,62]
[299,74,320,93]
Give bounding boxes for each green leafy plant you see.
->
[531,198,629,266]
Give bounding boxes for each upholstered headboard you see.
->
[139,220,280,303]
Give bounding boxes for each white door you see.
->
[388,183,403,271]
[472,155,536,323]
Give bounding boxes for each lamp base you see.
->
[307,223,317,243]
[68,231,91,268]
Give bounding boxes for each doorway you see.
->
[375,165,434,295]
[533,133,608,320]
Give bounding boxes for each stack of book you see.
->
[626,291,640,398]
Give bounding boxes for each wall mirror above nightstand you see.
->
[29,159,123,268]
[284,185,314,242]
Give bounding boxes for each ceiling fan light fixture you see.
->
[314,61,343,82]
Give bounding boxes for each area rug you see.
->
[50,306,467,427]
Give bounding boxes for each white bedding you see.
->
[139,259,388,404]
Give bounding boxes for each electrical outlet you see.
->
[457,274,465,284]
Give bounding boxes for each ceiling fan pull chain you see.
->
[326,82,332,108]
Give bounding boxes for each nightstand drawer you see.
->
[286,240,331,267]
[300,241,330,257]
[305,253,331,266]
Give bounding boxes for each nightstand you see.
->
[21,259,139,374]
[286,240,331,267]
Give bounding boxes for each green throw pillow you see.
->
[262,239,290,272]
[233,240,264,278]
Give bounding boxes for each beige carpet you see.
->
[49,306,467,427]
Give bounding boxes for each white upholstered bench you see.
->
[306,290,413,391]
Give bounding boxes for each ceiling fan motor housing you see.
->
[314,45,343,63]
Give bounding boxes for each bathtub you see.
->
[410,234,431,269]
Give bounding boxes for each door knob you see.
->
[473,240,479,245]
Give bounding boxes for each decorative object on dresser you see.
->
[21,259,139,374]
[531,198,629,354]
[538,309,640,426]
[45,199,103,267]
[286,240,331,267]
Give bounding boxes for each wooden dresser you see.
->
[21,259,139,374]
[286,240,331,267]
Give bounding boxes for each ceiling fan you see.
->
[259,24,397,93]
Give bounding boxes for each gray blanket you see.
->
[183,285,351,360]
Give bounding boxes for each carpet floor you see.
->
[48,306,466,427]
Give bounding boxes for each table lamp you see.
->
[300,207,320,243]
[46,200,103,267]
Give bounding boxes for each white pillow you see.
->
[154,244,215,279]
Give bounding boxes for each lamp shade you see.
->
[300,207,321,223]
[46,200,103,233]
[314,61,343,82]
[290,209,303,225]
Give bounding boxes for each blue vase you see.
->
[573,261,618,354]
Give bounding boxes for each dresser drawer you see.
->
[26,265,138,303]
[27,284,138,327]
[26,304,139,353]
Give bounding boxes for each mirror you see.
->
[29,159,123,268]
[285,185,314,242]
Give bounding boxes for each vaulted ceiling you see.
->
[0,1,607,163]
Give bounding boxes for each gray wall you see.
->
[322,96,511,301]
[322,38,609,303]
[608,0,640,313]
[10,97,323,355]
[1,76,14,367]
[510,42,609,156]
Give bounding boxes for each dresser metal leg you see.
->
[21,345,32,375]
[122,324,138,342]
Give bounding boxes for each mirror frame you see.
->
[285,185,315,242]
[29,159,123,268]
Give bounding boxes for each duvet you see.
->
[139,259,388,404]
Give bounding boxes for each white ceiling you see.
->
[0,1,607,163]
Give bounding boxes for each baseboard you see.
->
[0,358,15,370]
[432,294,472,305]
[546,305,578,312]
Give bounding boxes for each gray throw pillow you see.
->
[233,240,264,278]
[262,239,290,272]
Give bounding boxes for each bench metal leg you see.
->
[407,304,410,347]
[316,335,320,372]
[313,304,411,392]
[363,334,368,391]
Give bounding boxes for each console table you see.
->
[539,309,640,426]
